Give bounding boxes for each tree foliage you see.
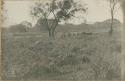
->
[30,0,87,37]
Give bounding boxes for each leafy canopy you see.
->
[30,0,88,22]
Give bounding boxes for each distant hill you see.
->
[57,19,122,33]
[93,19,121,28]
[29,18,122,33]
[91,19,122,32]
[2,19,122,33]
[2,21,32,33]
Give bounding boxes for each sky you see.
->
[3,0,124,27]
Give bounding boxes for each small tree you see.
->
[108,0,120,34]
[30,0,87,38]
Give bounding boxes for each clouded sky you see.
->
[3,0,123,26]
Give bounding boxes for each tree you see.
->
[108,0,120,34]
[30,0,87,38]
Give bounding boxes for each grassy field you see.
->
[1,31,121,80]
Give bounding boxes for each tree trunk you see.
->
[109,10,114,34]
[50,19,59,38]
[49,29,52,37]
[48,29,54,38]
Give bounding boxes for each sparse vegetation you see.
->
[1,31,121,80]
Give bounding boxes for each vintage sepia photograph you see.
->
[0,0,125,80]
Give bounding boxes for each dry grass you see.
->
[1,32,121,80]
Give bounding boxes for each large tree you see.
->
[30,0,87,38]
[108,0,120,34]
